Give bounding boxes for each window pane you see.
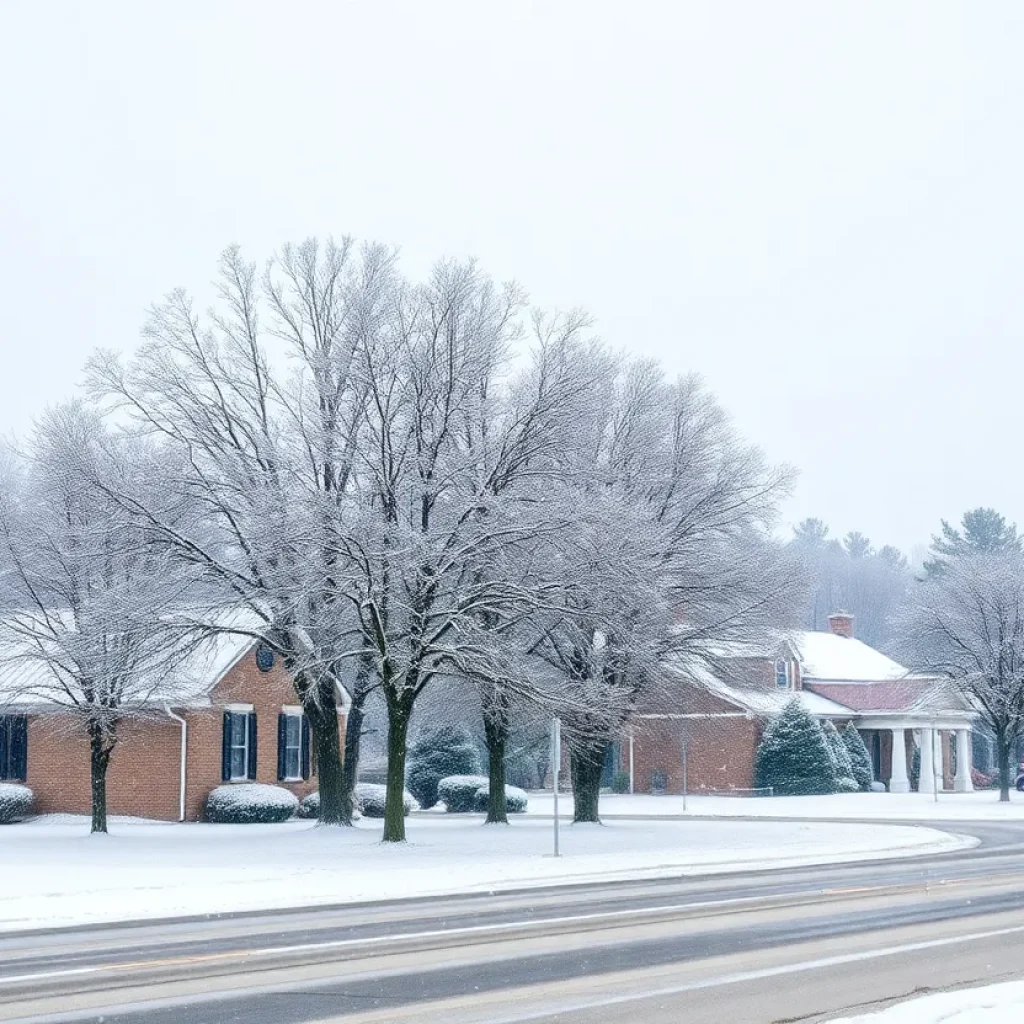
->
[230,714,246,745]
[230,746,246,779]
[285,746,300,779]
[286,716,300,745]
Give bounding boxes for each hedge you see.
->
[0,784,33,824]
[204,783,299,824]
[438,774,490,812]
[472,784,528,813]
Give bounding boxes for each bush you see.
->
[438,774,490,812]
[0,784,33,823]
[297,791,319,819]
[821,720,857,793]
[472,784,529,813]
[611,770,631,794]
[205,783,298,824]
[972,767,998,790]
[406,725,481,810]
[355,782,417,818]
[755,699,835,796]
[297,791,363,820]
[841,723,874,792]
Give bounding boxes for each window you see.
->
[255,643,275,672]
[774,658,789,689]
[278,711,310,781]
[0,716,27,781]
[221,711,256,781]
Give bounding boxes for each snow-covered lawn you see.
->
[830,979,1024,1021]
[524,789,1024,821]
[0,814,969,932]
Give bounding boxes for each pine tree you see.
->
[754,699,836,796]
[406,725,481,810]
[841,722,874,791]
[821,720,858,792]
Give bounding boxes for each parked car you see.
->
[1016,762,1024,791]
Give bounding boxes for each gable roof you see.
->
[790,631,916,683]
[0,607,350,713]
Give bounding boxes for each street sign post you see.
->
[551,717,561,857]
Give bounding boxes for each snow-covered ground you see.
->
[0,814,969,932]
[524,789,1024,821]
[830,979,1024,1022]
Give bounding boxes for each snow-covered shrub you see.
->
[821,720,858,793]
[297,791,318,819]
[0,784,33,823]
[298,790,362,820]
[438,774,490,812]
[472,784,528,813]
[754,699,835,796]
[972,767,998,790]
[204,783,298,824]
[841,723,875,791]
[355,783,417,818]
[406,725,481,810]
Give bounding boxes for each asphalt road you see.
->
[4,819,1024,1023]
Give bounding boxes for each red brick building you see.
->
[0,632,347,821]
[619,614,977,796]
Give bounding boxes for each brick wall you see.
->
[24,645,347,822]
[626,714,761,793]
[26,715,182,821]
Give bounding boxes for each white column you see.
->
[890,728,910,792]
[918,727,936,794]
[954,729,974,792]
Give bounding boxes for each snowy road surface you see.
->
[0,813,969,930]
[524,788,1024,821]
[2,821,1024,1023]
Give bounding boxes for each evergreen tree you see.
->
[754,699,836,796]
[406,725,481,810]
[821,719,858,792]
[924,508,1021,577]
[841,722,874,791]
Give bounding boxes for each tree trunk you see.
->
[383,695,412,842]
[997,729,1013,803]
[87,720,115,834]
[304,675,352,825]
[483,699,509,824]
[571,739,607,823]
[342,652,377,808]
[343,692,366,808]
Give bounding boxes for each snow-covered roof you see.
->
[790,631,914,683]
[663,658,854,718]
[0,607,280,712]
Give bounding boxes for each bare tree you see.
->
[0,405,198,833]
[896,549,1024,801]
[86,239,392,825]
[530,365,800,822]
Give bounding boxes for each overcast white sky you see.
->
[0,2,1018,552]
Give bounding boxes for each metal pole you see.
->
[682,736,688,813]
[933,721,939,804]
[551,717,561,857]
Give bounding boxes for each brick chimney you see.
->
[827,612,854,638]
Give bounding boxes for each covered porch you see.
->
[858,715,976,794]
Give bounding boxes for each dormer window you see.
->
[775,658,790,689]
